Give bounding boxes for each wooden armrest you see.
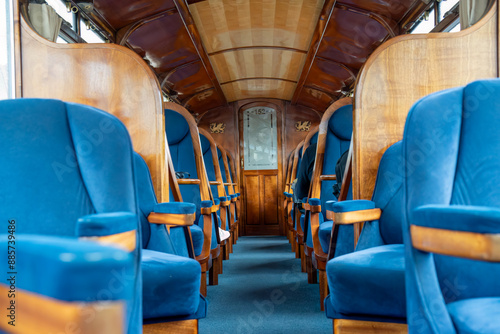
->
[148,212,195,226]
[209,181,222,185]
[327,208,381,224]
[310,204,321,213]
[177,179,201,185]
[80,230,136,252]
[411,225,500,262]
[201,207,212,215]
[320,174,337,181]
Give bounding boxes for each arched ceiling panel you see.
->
[94,0,176,30]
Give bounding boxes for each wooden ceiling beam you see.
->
[220,77,298,86]
[172,0,227,107]
[208,46,308,56]
[291,0,337,105]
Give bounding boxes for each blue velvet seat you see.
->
[165,107,220,288]
[303,100,353,309]
[403,80,500,333]
[134,152,207,322]
[324,141,406,326]
[0,98,141,333]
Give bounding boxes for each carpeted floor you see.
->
[199,236,331,334]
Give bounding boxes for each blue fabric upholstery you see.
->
[76,212,137,237]
[321,104,353,215]
[142,249,202,319]
[326,245,406,321]
[133,152,205,322]
[200,133,220,198]
[326,200,375,213]
[165,109,201,221]
[319,221,333,253]
[284,192,293,198]
[447,298,500,334]
[0,235,133,302]
[154,202,197,215]
[403,80,500,333]
[413,205,500,233]
[325,141,405,323]
[305,105,353,263]
[0,99,141,333]
[189,224,204,256]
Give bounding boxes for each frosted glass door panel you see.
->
[243,107,278,170]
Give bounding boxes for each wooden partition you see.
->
[18,15,168,201]
[353,1,498,200]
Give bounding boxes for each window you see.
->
[80,19,104,43]
[0,0,14,99]
[243,107,278,170]
[411,0,460,34]
[43,0,107,44]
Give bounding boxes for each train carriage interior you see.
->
[1,0,500,333]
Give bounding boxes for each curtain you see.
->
[28,4,62,42]
[460,0,489,29]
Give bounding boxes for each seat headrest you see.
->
[199,134,211,155]
[328,104,353,141]
[165,109,190,145]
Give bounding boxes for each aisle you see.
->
[199,236,331,334]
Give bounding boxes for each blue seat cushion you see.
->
[326,244,406,319]
[319,220,333,253]
[142,249,201,319]
[447,298,500,334]
[154,202,196,215]
[190,224,204,257]
[326,200,375,213]
[0,234,133,302]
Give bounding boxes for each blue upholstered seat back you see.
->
[165,109,201,220]
[371,141,405,245]
[0,99,138,236]
[133,153,179,254]
[200,134,219,198]
[404,80,500,304]
[0,98,141,334]
[321,104,353,216]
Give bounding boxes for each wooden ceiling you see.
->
[77,0,428,114]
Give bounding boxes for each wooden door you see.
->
[240,104,283,235]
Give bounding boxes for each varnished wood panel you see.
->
[283,104,322,161]
[189,0,323,103]
[353,3,498,200]
[189,0,324,53]
[222,78,297,102]
[263,174,278,225]
[210,49,306,83]
[245,174,260,225]
[198,105,239,159]
[19,17,168,201]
